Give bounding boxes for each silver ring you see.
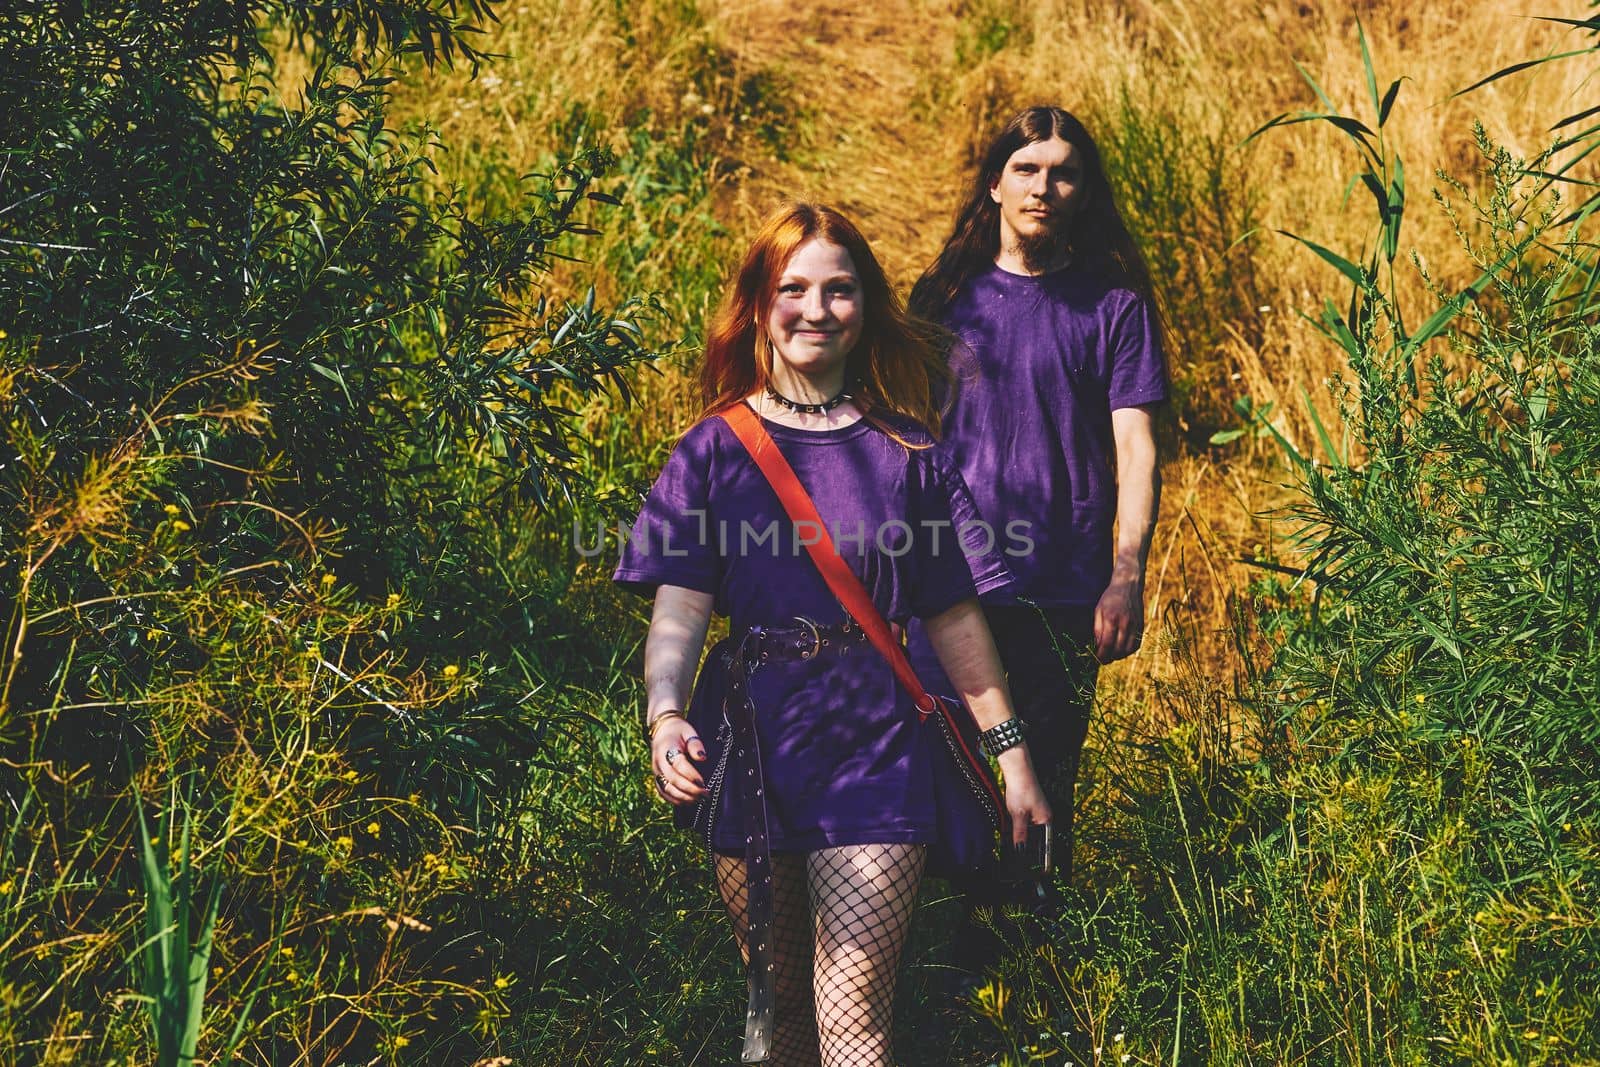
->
[664,748,679,764]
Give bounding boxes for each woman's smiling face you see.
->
[765,238,864,379]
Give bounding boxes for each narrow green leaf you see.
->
[308,362,354,407]
[1403,603,1463,662]
[1401,237,1530,358]
[1281,231,1370,288]
[1551,102,1600,132]
[1301,299,1360,361]
[1293,59,1337,111]
[1359,171,1388,216]
[1358,19,1381,120]
[1378,78,1403,127]
[1454,48,1594,97]
[1533,14,1600,30]
[1325,115,1379,148]
[1301,388,1344,469]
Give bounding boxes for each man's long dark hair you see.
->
[909,106,1160,323]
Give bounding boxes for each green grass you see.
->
[5,0,1599,1063]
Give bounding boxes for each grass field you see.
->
[3,0,1597,1063]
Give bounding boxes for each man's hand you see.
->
[1093,575,1144,662]
[1100,404,1160,663]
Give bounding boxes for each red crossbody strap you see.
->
[720,403,939,715]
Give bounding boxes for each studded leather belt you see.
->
[720,616,870,1063]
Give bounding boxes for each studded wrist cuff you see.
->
[979,716,1026,758]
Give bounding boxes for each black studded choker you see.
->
[765,381,852,415]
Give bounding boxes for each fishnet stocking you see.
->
[715,844,927,1066]
[808,844,926,1067]
[716,853,820,1066]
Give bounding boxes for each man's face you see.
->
[989,136,1086,261]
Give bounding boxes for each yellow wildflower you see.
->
[0,879,14,894]
[172,519,191,533]
[494,975,510,989]
[442,664,460,679]
[366,821,380,835]
[334,835,354,851]
[320,573,336,586]
[394,1036,410,1049]
[163,503,180,516]
[386,592,401,609]
[285,969,298,983]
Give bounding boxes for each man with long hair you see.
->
[908,105,1169,975]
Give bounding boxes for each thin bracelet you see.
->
[647,710,686,740]
[979,716,1027,758]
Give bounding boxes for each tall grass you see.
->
[975,27,1600,1066]
[911,0,1599,723]
[8,0,1598,1062]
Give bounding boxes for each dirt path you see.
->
[709,0,966,284]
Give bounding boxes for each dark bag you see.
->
[719,404,1006,874]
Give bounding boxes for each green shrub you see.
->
[985,26,1600,1067]
[0,0,667,1059]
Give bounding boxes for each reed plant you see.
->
[0,0,695,1058]
[8,0,1598,1061]
[972,20,1600,1065]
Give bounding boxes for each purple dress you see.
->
[614,407,1013,855]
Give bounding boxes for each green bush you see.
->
[984,29,1600,1067]
[0,0,667,1059]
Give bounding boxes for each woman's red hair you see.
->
[698,202,949,437]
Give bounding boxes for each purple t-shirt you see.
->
[940,263,1169,606]
[614,409,1013,628]
[612,406,1013,853]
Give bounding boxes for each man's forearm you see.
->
[1113,459,1159,585]
[1110,406,1161,586]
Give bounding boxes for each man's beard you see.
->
[1016,218,1072,272]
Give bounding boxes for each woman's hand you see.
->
[651,716,710,806]
[996,745,1052,847]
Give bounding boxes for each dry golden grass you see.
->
[896,0,1597,718]
[359,0,1594,719]
[962,0,1593,418]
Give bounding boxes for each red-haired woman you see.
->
[614,202,1051,1065]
